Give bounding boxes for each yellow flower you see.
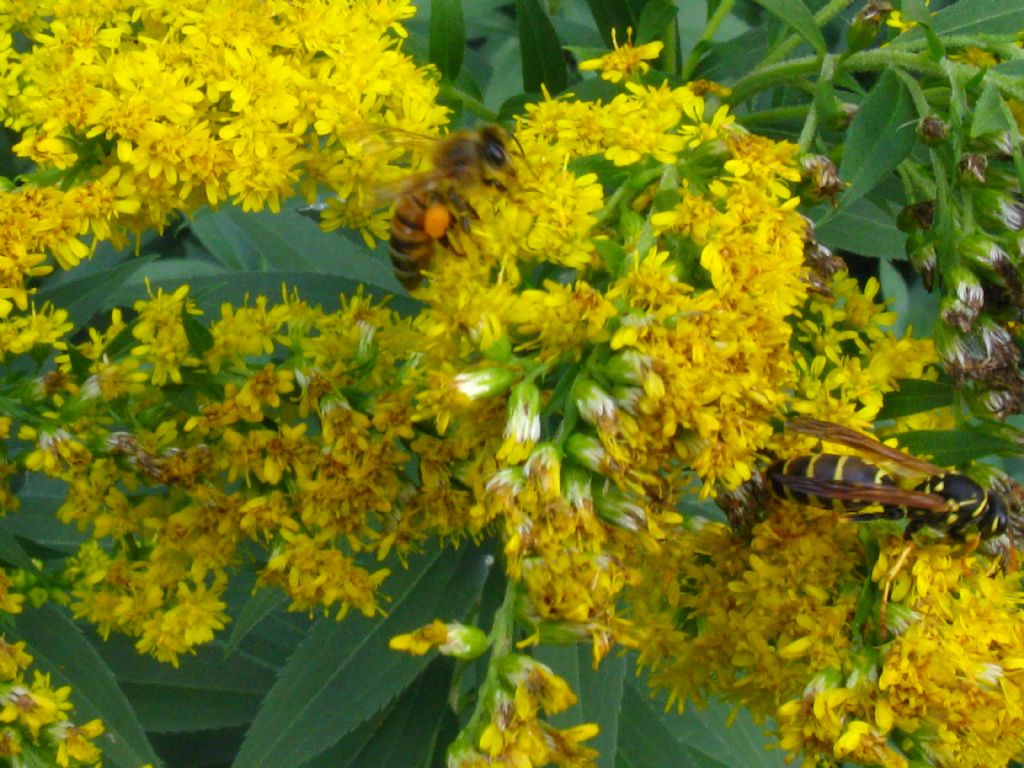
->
[578,27,663,83]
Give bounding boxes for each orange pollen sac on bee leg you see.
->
[423,203,452,239]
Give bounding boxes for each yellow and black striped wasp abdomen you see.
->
[767,454,902,516]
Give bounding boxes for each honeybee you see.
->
[389,124,517,290]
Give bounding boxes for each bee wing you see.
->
[786,417,944,478]
[772,474,952,512]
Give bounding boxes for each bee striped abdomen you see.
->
[389,191,440,290]
[767,454,897,513]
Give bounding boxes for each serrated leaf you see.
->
[122,681,262,733]
[895,429,1021,467]
[233,545,491,768]
[878,379,956,420]
[620,671,787,768]
[971,81,1013,138]
[636,0,677,45]
[839,70,917,208]
[224,586,290,654]
[92,631,276,693]
[15,605,160,768]
[302,657,455,768]
[430,0,466,80]
[751,0,825,54]
[582,0,637,48]
[516,0,568,94]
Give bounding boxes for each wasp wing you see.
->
[771,474,952,512]
[786,417,945,478]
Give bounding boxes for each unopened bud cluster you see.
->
[900,124,1024,417]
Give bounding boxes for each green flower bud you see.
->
[846,1,892,53]
[453,367,515,400]
[504,380,541,444]
[564,432,607,474]
[572,376,617,429]
[958,153,988,185]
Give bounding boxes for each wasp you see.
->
[767,417,1007,540]
[388,124,518,290]
[768,417,1011,634]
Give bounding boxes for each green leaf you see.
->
[224,586,290,655]
[95,632,276,694]
[516,0,568,94]
[581,0,637,48]
[110,268,419,318]
[233,545,492,768]
[878,259,909,329]
[930,0,1024,36]
[15,605,160,768]
[750,0,825,54]
[618,674,787,767]
[535,645,625,768]
[636,0,677,45]
[971,81,1014,138]
[122,681,262,732]
[6,474,83,553]
[814,198,907,262]
[34,252,157,329]
[182,304,214,356]
[901,0,931,25]
[302,657,456,768]
[895,429,1021,467]
[0,521,34,570]
[878,379,956,421]
[430,0,466,81]
[839,70,917,208]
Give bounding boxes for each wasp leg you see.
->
[879,541,915,639]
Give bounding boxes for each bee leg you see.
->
[482,177,507,193]
[445,190,479,233]
[879,541,915,639]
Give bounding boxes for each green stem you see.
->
[729,49,943,106]
[593,166,665,225]
[797,55,836,153]
[449,577,520,756]
[439,82,499,123]
[681,0,736,81]
[736,104,811,129]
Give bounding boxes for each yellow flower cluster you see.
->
[0,638,103,766]
[449,656,599,768]
[625,272,1024,766]
[388,82,811,669]
[0,0,444,315]
[19,285,416,665]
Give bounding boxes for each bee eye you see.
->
[483,140,507,168]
